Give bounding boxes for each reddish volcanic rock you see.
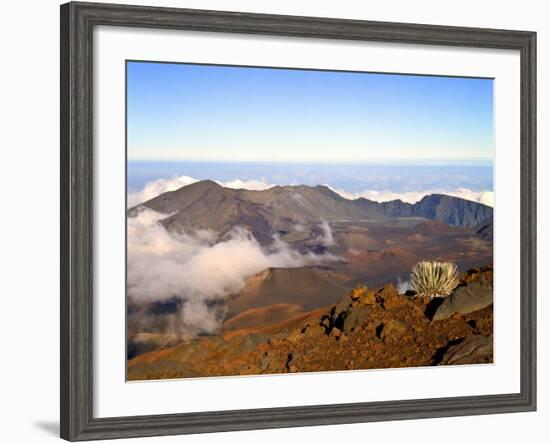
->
[127,266,493,380]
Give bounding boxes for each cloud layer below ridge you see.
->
[128,175,494,208]
[127,208,337,334]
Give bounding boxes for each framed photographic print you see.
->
[60,2,537,441]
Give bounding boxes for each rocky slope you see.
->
[127,265,493,380]
[226,267,352,316]
[474,215,494,241]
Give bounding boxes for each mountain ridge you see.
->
[356,193,493,228]
[129,181,493,243]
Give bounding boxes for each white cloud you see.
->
[128,175,276,207]
[220,179,274,191]
[318,219,335,247]
[396,276,412,294]
[128,176,198,207]
[127,207,337,334]
[128,174,494,209]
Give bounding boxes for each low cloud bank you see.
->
[128,176,197,207]
[129,174,493,208]
[128,176,275,207]
[128,208,337,334]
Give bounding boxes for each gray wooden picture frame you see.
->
[60,2,537,441]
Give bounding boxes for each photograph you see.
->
[125,60,495,381]
[0,0,542,441]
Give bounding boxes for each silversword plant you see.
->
[410,260,460,299]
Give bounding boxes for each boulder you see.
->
[433,278,493,321]
[439,335,493,365]
[360,290,377,305]
[376,284,399,303]
[286,328,304,343]
[334,293,353,317]
[341,307,371,333]
[369,284,408,310]
[350,286,377,305]
[350,286,366,301]
[303,323,326,337]
[320,316,331,329]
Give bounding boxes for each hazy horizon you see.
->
[127,160,494,207]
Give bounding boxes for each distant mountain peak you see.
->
[314,184,347,200]
[418,193,490,208]
[184,179,223,191]
[315,184,333,191]
[355,192,492,227]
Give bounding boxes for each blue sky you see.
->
[127,61,494,163]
